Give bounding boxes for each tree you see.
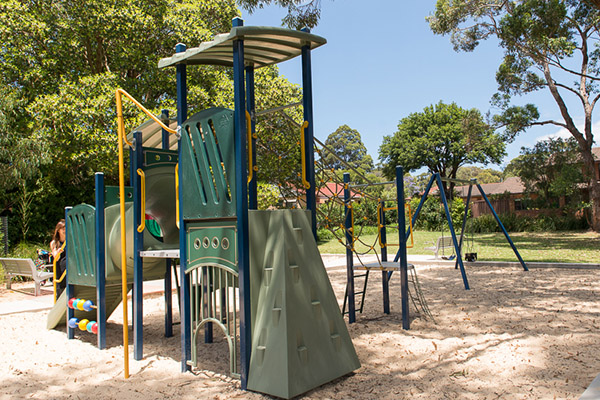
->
[238,0,322,29]
[508,137,584,205]
[320,125,374,176]
[456,166,503,184]
[379,101,505,198]
[428,1,600,230]
[0,0,302,240]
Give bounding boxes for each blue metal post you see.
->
[232,16,251,390]
[435,174,470,290]
[246,66,257,210]
[455,184,473,270]
[343,173,355,323]
[161,109,173,338]
[65,206,74,339]
[95,173,107,349]
[395,173,436,263]
[380,200,390,314]
[133,131,144,360]
[176,42,191,372]
[301,28,317,239]
[396,167,410,330]
[476,184,528,271]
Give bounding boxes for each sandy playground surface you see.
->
[0,264,599,399]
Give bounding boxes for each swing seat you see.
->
[424,235,462,260]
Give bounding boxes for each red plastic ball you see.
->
[91,322,98,335]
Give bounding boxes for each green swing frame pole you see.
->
[455,183,473,270]
[476,184,528,271]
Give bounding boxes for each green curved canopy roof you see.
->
[158,26,326,69]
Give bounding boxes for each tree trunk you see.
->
[581,150,600,231]
[589,179,600,232]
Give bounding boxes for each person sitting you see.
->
[50,219,67,297]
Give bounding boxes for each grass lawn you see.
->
[318,229,600,264]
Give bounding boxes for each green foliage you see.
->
[379,101,506,198]
[238,0,322,29]
[471,213,588,233]
[428,0,600,230]
[510,137,584,204]
[456,166,503,184]
[257,182,280,210]
[320,125,374,182]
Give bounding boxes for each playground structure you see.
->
[47,19,363,399]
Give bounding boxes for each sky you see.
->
[241,0,594,171]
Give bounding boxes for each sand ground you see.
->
[0,264,599,399]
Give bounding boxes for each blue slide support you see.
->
[176,42,192,373]
[476,184,528,271]
[301,28,317,239]
[161,109,174,338]
[232,16,251,390]
[133,130,144,360]
[95,172,107,349]
[395,167,410,330]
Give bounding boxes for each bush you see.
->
[471,213,588,233]
[316,227,334,243]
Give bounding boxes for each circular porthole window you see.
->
[202,237,210,248]
[212,237,219,249]
[221,237,230,250]
[194,238,201,250]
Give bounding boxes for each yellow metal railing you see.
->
[300,121,310,189]
[137,169,146,233]
[115,88,177,379]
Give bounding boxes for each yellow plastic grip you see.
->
[53,241,66,304]
[137,169,146,233]
[300,121,310,189]
[246,110,253,183]
[175,163,180,229]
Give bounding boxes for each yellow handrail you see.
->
[246,111,254,183]
[175,163,180,229]
[406,203,414,249]
[115,89,179,380]
[300,121,310,189]
[53,241,67,304]
[137,169,146,233]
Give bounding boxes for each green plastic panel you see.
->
[104,186,133,208]
[67,204,97,286]
[180,108,236,220]
[247,210,360,399]
[143,148,178,169]
[186,220,237,272]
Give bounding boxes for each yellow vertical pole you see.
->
[115,90,130,379]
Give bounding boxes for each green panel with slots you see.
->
[180,107,236,219]
[186,220,237,272]
[143,148,178,169]
[104,186,134,208]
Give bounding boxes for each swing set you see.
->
[407,173,529,290]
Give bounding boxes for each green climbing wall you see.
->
[247,209,360,399]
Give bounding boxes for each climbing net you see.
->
[254,107,433,321]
